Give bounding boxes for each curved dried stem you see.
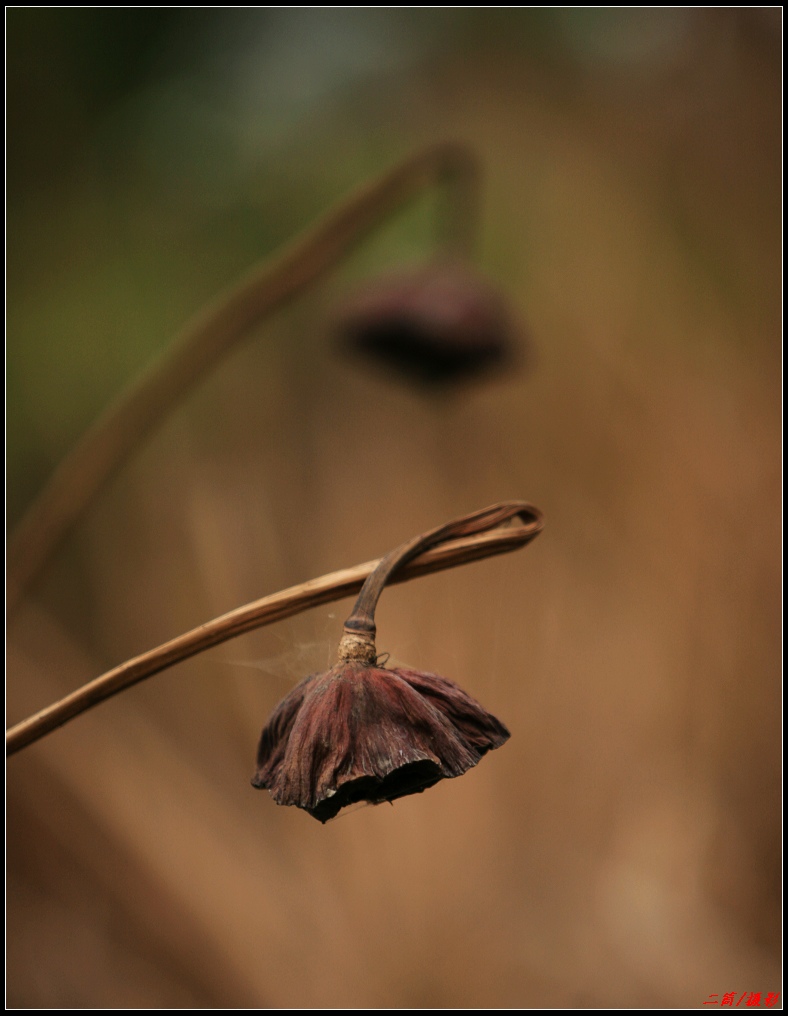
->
[342,501,538,646]
[7,142,481,611]
[6,504,542,757]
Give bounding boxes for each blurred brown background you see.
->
[6,9,781,1008]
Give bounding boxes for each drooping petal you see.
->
[251,673,313,797]
[394,667,510,756]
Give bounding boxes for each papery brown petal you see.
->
[251,673,314,794]
[394,667,510,755]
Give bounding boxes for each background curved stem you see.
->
[7,141,480,610]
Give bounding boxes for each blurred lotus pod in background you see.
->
[334,261,522,389]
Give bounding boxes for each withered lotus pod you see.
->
[253,662,510,823]
[253,502,542,822]
[334,261,518,388]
